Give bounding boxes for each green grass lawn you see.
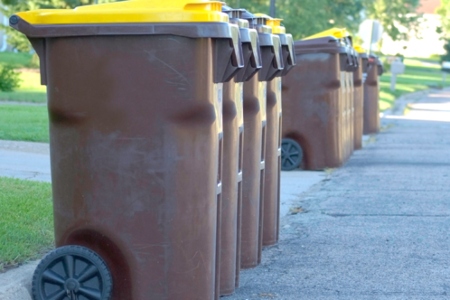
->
[0,51,45,103]
[0,104,49,142]
[378,58,449,111]
[0,70,46,103]
[0,52,34,68]
[0,177,53,272]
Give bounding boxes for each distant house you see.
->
[380,0,445,58]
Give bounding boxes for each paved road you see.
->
[227,89,450,299]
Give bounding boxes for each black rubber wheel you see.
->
[281,138,303,171]
[32,245,112,300]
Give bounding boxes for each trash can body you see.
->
[219,8,261,295]
[263,76,281,245]
[363,55,381,134]
[304,28,357,164]
[353,47,367,149]
[241,74,266,268]
[220,78,243,295]
[11,2,242,299]
[262,20,296,247]
[49,35,221,300]
[282,37,346,170]
[239,14,283,268]
[338,45,357,163]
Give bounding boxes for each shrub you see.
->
[27,54,40,69]
[441,39,450,63]
[0,65,21,92]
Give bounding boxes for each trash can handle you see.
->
[249,30,262,70]
[285,34,296,67]
[230,24,245,69]
[215,23,244,83]
[272,36,284,71]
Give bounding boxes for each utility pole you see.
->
[269,0,276,17]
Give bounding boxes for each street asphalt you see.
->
[0,88,449,299]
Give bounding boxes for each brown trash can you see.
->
[338,42,358,163]
[353,48,367,149]
[262,18,296,247]
[239,11,283,269]
[219,7,261,296]
[363,54,382,135]
[281,36,348,171]
[10,2,243,299]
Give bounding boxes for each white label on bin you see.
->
[216,83,223,133]
[341,72,347,92]
[259,81,267,122]
[362,73,367,84]
[236,82,244,128]
[276,77,282,115]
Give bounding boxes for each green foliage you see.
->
[1,0,424,51]
[29,53,40,68]
[225,0,420,41]
[437,0,450,37]
[364,0,421,41]
[0,69,46,103]
[226,0,364,40]
[0,64,21,92]
[440,39,450,62]
[0,0,119,52]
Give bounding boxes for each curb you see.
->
[0,261,38,300]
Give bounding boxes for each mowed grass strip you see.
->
[379,58,449,111]
[0,177,53,272]
[0,52,33,68]
[0,70,47,103]
[0,104,49,142]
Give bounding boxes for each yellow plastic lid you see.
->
[353,45,366,54]
[303,27,351,40]
[15,0,228,25]
[253,13,271,19]
[266,18,285,34]
[253,14,286,34]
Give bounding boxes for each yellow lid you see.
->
[266,18,285,34]
[353,45,366,54]
[15,0,228,25]
[253,13,271,19]
[254,14,286,34]
[303,27,351,40]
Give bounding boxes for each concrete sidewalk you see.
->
[0,141,51,183]
[226,89,450,299]
[1,88,449,299]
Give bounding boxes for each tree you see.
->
[437,0,450,37]
[2,0,422,52]
[363,0,421,41]
[1,0,117,52]
[437,0,450,62]
[225,0,364,40]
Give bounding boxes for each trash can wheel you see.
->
[281,138,303,171]
[32,245,112,300]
